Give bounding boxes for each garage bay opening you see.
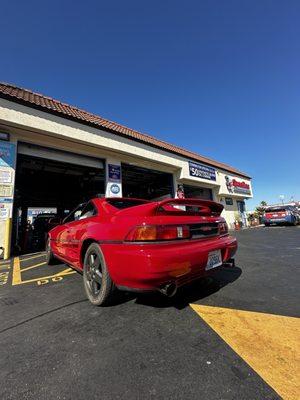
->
[121,163,174,200]
[12,143,105,255]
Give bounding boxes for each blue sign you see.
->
[108,164,121,182]
[189,161,216,181]
[0,198,13,203]
[0,141,16,168]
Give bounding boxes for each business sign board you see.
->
[0,142,16,168]
[0,168,13,184]
[108,164,121,182]
[225,176,251,195]
[107,182,121,197]
[189,161,216,181]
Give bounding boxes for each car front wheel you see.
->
[83,243,116,306]
[46,237,57,265]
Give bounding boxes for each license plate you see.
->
[273,214,278,217]
[206,250,222,270]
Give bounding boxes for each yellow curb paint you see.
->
[190,304,300,400]
[12,257,21,285]
[20,262,47,273]
[4,218,12,260]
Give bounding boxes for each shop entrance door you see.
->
[237,200,247,226]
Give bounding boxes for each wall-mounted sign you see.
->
[107,182,121,197]
[0,141,16,168]
[189,161,216,181]
[0,168,12,184]
[0,204,11,220]
[225,176,251,195]
[0,185,13,197]
[225,197,233,205]
[108,164,121,182]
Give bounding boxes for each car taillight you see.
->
[218,222,228,235]
[125,225,190,242]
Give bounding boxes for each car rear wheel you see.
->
[83,243,116,306]
[46,237,57,265]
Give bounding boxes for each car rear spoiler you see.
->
[156,198,224,216]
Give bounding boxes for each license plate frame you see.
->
[206,249,222,271]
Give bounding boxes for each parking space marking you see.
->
[20,253,46,263]
[190,304,300,400]
[12,256,76,286]
[20,262,47,273]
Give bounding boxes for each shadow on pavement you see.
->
[113,265,242,310]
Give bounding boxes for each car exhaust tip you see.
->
[159,282,177,297]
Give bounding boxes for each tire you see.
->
[46,237,57,265]
[83,243,117,306]
[264,223,270,227]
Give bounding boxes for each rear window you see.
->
[106,199,149,209]
[265,207,287,213]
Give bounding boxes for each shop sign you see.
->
[0,204,10,220]
[0,141,16,168]
[225,176,251,195]
[0,168,13,184]
[108,182,121,197]
[225,197,233,205]
[189,161,216,181]
[0,185,13,197]
[108,164,121,182]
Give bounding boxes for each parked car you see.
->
[32,213,58,251]
[47,197,237,306]
[263,206,300,226]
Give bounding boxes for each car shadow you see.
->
[112,265,242,310]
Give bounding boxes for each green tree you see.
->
[256,201,267,216]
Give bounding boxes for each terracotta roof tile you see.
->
[0,82,250,178]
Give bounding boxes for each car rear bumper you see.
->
[101,235,237,291]
[263,216,294,224]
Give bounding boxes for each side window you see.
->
[64,203,86,223]
[79,202,97,220]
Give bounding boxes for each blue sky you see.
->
[1,0,299,209]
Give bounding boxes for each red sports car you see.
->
[47,197,237,306]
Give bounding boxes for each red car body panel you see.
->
[48,198,238,291]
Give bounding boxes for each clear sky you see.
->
[1,1,299,209]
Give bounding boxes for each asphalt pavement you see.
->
[0,226,299,400]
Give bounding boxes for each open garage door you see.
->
[122,163,174,200]
[183,184,213,200]
[12,143,105,255]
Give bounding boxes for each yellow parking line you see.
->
[20,253,46,262]
[21,262,47,273]
[191,304,300,400]
[12,257,21,285]
[0,265,10,270]
[17,269,76,285]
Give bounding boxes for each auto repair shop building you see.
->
[0,82,252,259]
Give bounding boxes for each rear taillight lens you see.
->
[218,222,228,235]
[125,225,190,242]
